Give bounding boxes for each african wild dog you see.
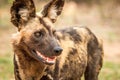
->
[11,0,103,80]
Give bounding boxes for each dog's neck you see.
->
[13,47,47,80]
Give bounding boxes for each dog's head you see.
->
[11,0,64,65]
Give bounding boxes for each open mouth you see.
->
[31,50,56,65]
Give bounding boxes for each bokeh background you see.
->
[0,0,120,80]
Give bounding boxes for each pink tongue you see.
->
[47,57,56,61]
[36,51,56,61]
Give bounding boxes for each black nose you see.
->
[54,47,63,56]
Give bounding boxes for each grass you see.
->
[99,61,120,80]
[0,54,14,80]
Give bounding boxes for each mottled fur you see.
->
[11,0,103,80]
[41,27,103,80]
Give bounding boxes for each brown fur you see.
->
[11,0,103,80]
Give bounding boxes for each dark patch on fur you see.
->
[69,48,78,55]
[40,75,51,80]
[60,28,82,43]
[14,55,22,80]
[87,33,99,55]
[53,59,60,80]
[67,29,82,44]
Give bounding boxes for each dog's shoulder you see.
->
[56,26,92,43]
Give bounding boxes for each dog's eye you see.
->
[34,31,43,38]
[53,29,56,34]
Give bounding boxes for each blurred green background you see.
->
[0,0,120,80]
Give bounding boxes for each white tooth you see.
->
[41,55,43,58]
[49,61,54,63]
[47,58,48,62]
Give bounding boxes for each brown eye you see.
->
[53,29,56,34]
[34,32,43,38]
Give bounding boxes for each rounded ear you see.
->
[10,0,36,29]
[40,0,65,23]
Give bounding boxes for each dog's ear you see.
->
[40,0,65,23]
[10,0,36,30]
